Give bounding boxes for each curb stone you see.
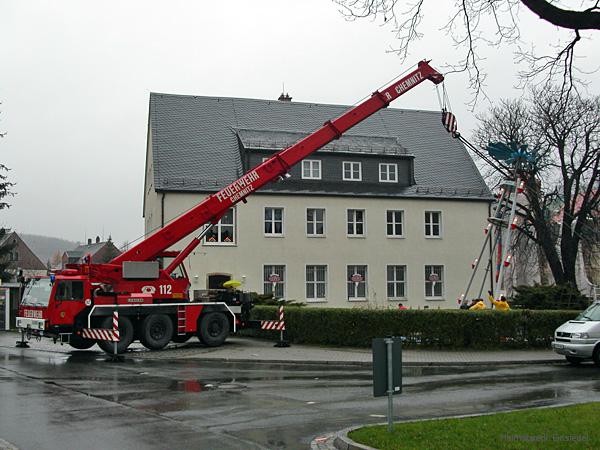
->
[333,426,377,450]
[166,356,564,367]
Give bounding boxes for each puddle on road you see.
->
[169,379,215,393]
[167,379,246,393]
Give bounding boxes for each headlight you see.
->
[572,332,589,339]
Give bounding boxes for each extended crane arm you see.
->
[112,60,443,265]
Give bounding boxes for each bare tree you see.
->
[473,88,600,287]
[49,251,63,270]
[334,1,600,103]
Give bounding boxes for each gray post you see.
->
[4,288,9,331]
[385,337,394,432]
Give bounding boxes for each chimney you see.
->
[278,93,292,102]
[87,238,92,245]
[96,236,100,244]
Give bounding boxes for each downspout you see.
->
[161,193,166,228]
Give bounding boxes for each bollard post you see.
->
[385,337,394,433]
[372,337,402,433]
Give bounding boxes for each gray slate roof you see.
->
[149,93,491,201]
[72,242,106,255]
[237,128,408,155]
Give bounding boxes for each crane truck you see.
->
[16,61,444,353]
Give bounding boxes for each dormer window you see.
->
[302,160,321,180]
[343,161,362,181]
[379,163,398,183]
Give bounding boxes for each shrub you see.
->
[248,292,305,307]
[243,306,579,349]
[512,284,590,310]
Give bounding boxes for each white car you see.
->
[552,300,600,366]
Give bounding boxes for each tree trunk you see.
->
[531,217,567,285]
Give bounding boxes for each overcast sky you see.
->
[1,0,599,246]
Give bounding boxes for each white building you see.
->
[143,93,492,309]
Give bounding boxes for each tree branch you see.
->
[521,0,600,30]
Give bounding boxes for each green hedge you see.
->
[243,306,579,349]
[512,284,589,310]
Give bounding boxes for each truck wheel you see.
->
[198,312,229,347]
[140,314,173,350]
[593,345,600,367]
[565,356,583,366]
[69,334,95,350]
[98,316,134,354]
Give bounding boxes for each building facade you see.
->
[143,93,492,309]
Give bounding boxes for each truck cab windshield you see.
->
[576,302,600,321]
[21,278,53,307]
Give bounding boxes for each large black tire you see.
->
[172,334,192,344]
[69,334,95,350]
[197,312,230,347]
[593,345,600,368]
[566,356,583,366]
[140,314,173,350]
[97,316,134,354]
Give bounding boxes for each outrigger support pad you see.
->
[15,329,30,348]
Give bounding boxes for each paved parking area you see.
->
[0,331,563,365]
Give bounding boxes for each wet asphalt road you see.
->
[1,344,600,450]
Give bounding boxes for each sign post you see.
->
[372,337,402,432]
[0,287,7,331]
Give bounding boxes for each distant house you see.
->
[62,236,121,268]
[0,231,46,280]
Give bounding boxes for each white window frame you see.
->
[379,163,398,183]
[203,208,236,246]
[302,160,322,180]
[387,265,407,300]
[347,209,366,237]
[264,207,285,237]
[305,264,328,302]
[263,264,286,299]
[424,264,445,299]
[386,210,404,238]
[347,264,368,301]
[306,207,326,237]
[342,161,362,181]
[424,210,442,238]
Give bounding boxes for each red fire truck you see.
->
[17,61,444,353]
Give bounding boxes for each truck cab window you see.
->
[55,281,85,300]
